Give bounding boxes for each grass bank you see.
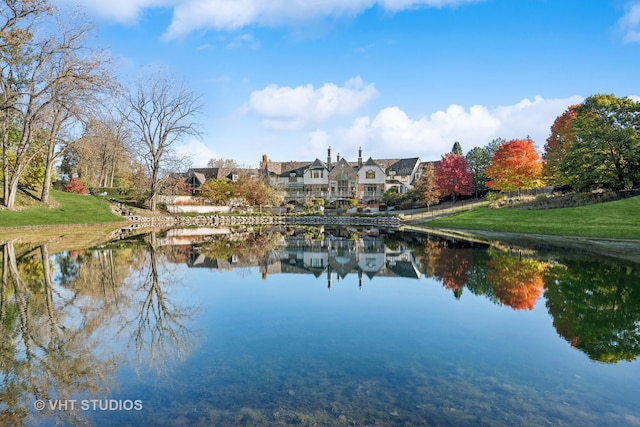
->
[0,190,124,228]
[427,195,640,239]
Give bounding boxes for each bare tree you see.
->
[71,112,132,188]
[38,19,118,203]
[124,69,203,211]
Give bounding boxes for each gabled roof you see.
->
[308,158,328,170]
[330,156,357,174]
[364,157,381,167]
[188,167,220,181]
[191,172,206,185]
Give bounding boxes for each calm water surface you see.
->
[2,226,640,426]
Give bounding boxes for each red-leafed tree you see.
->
[485,138,543,195]
[435,153,473,202]
[63,178,89,194]
[543,106,578,186]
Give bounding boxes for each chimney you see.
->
[327,146,332,169]
[358,146,362,168]
[337,153,341,163]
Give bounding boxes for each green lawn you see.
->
[427,196,640,239]
[0,190,124,228]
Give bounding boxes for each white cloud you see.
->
[52,0,482,38]
[617,2,640,42]
[245,77,378,130]
[173,138,219,167]
[338,96,584,160]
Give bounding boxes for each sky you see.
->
[51,0,640,168]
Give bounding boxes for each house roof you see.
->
[308,158,328,170]
[191,172,206,185]
[330,157,357,174]
[187,167,260,183]
[188,167,220,181]
[278,164,309,178]
[263,154,421,178]
[386,157,420,176]
[364,157,381,167]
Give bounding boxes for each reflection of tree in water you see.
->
[544,258,640,363]
[413,234,640,363]
[415,239,548,309]
[418,239,473,298]
[0,241,118,426]
[0,234,198,425]
[123,231,198,372]
[486,250,548,310]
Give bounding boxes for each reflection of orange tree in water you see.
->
[486,250,548,311]
[544,259,640,363]
[0,241,118,426]
[416,239,547,309]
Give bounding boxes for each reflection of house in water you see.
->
[182,229,423,287]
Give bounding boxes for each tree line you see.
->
[408,94,640,209]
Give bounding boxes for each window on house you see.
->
[312,170,323,179]
[289,173,297,183]
[231,174,238,182]
[338,174,349,192]
[365,170,375,179]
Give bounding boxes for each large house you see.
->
[185,147,426,206]
[261,147,423,205]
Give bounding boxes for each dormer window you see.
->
[231,174,238,182]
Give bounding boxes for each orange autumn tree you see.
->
[485,138,543,195]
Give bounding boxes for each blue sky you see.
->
[52,0,640,167]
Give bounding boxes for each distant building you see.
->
[261,147,424,205]
[183,148,431,205]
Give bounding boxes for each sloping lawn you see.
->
[0,190,124,228]
[427,196,640,239]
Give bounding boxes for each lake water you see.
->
[2,226,640,426]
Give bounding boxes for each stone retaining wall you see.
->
[124,214,400,228]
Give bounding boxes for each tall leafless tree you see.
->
[38,18,118,203]
[124,69,203,211]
